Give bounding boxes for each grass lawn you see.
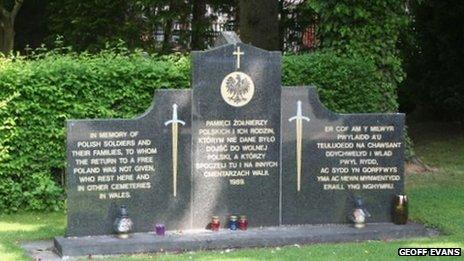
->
[0,122,463,260]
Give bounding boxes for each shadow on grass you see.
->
[0,211,65,261]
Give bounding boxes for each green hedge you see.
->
[283,52,398,113]
[0,50,395,212]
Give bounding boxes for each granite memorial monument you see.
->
[53,32,426,258]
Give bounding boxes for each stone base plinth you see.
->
[54,223,433,258]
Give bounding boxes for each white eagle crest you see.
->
[225,74,251,104]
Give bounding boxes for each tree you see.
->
[309,0,408,112]
[238,0,280,50]
[278,0,316,52]
[15,0,47,51]
[191,0,207,50]
[47,0,146,51]
[401,0,464,118]
[0,0,23,55]
[159,0,189,52]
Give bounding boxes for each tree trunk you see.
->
[162,17,173,53]
[0,0,23,55]
[162,0,175,53]
[238,0,280,50]
[0,21,4,53]
[278,0,285,51]
[191,0,207,50]
[1,21,14,54]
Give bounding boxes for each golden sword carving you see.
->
[164,104,185,197]
[289,101,310,192]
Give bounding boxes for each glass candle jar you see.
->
[393,195,408,225]
[155,223,165,236]
[113,205,134,239]
[229,215,238,230]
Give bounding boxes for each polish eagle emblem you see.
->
[225,74,251,103]
[220,72,255,107]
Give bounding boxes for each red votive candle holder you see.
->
[211,216,220,231]
[238,215,248,230]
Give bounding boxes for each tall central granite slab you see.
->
[191,43,282,228]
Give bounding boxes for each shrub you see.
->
[308,0,408,114]
[0,49,394,212]
[283,51,397,113]
[0,51,189,212]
